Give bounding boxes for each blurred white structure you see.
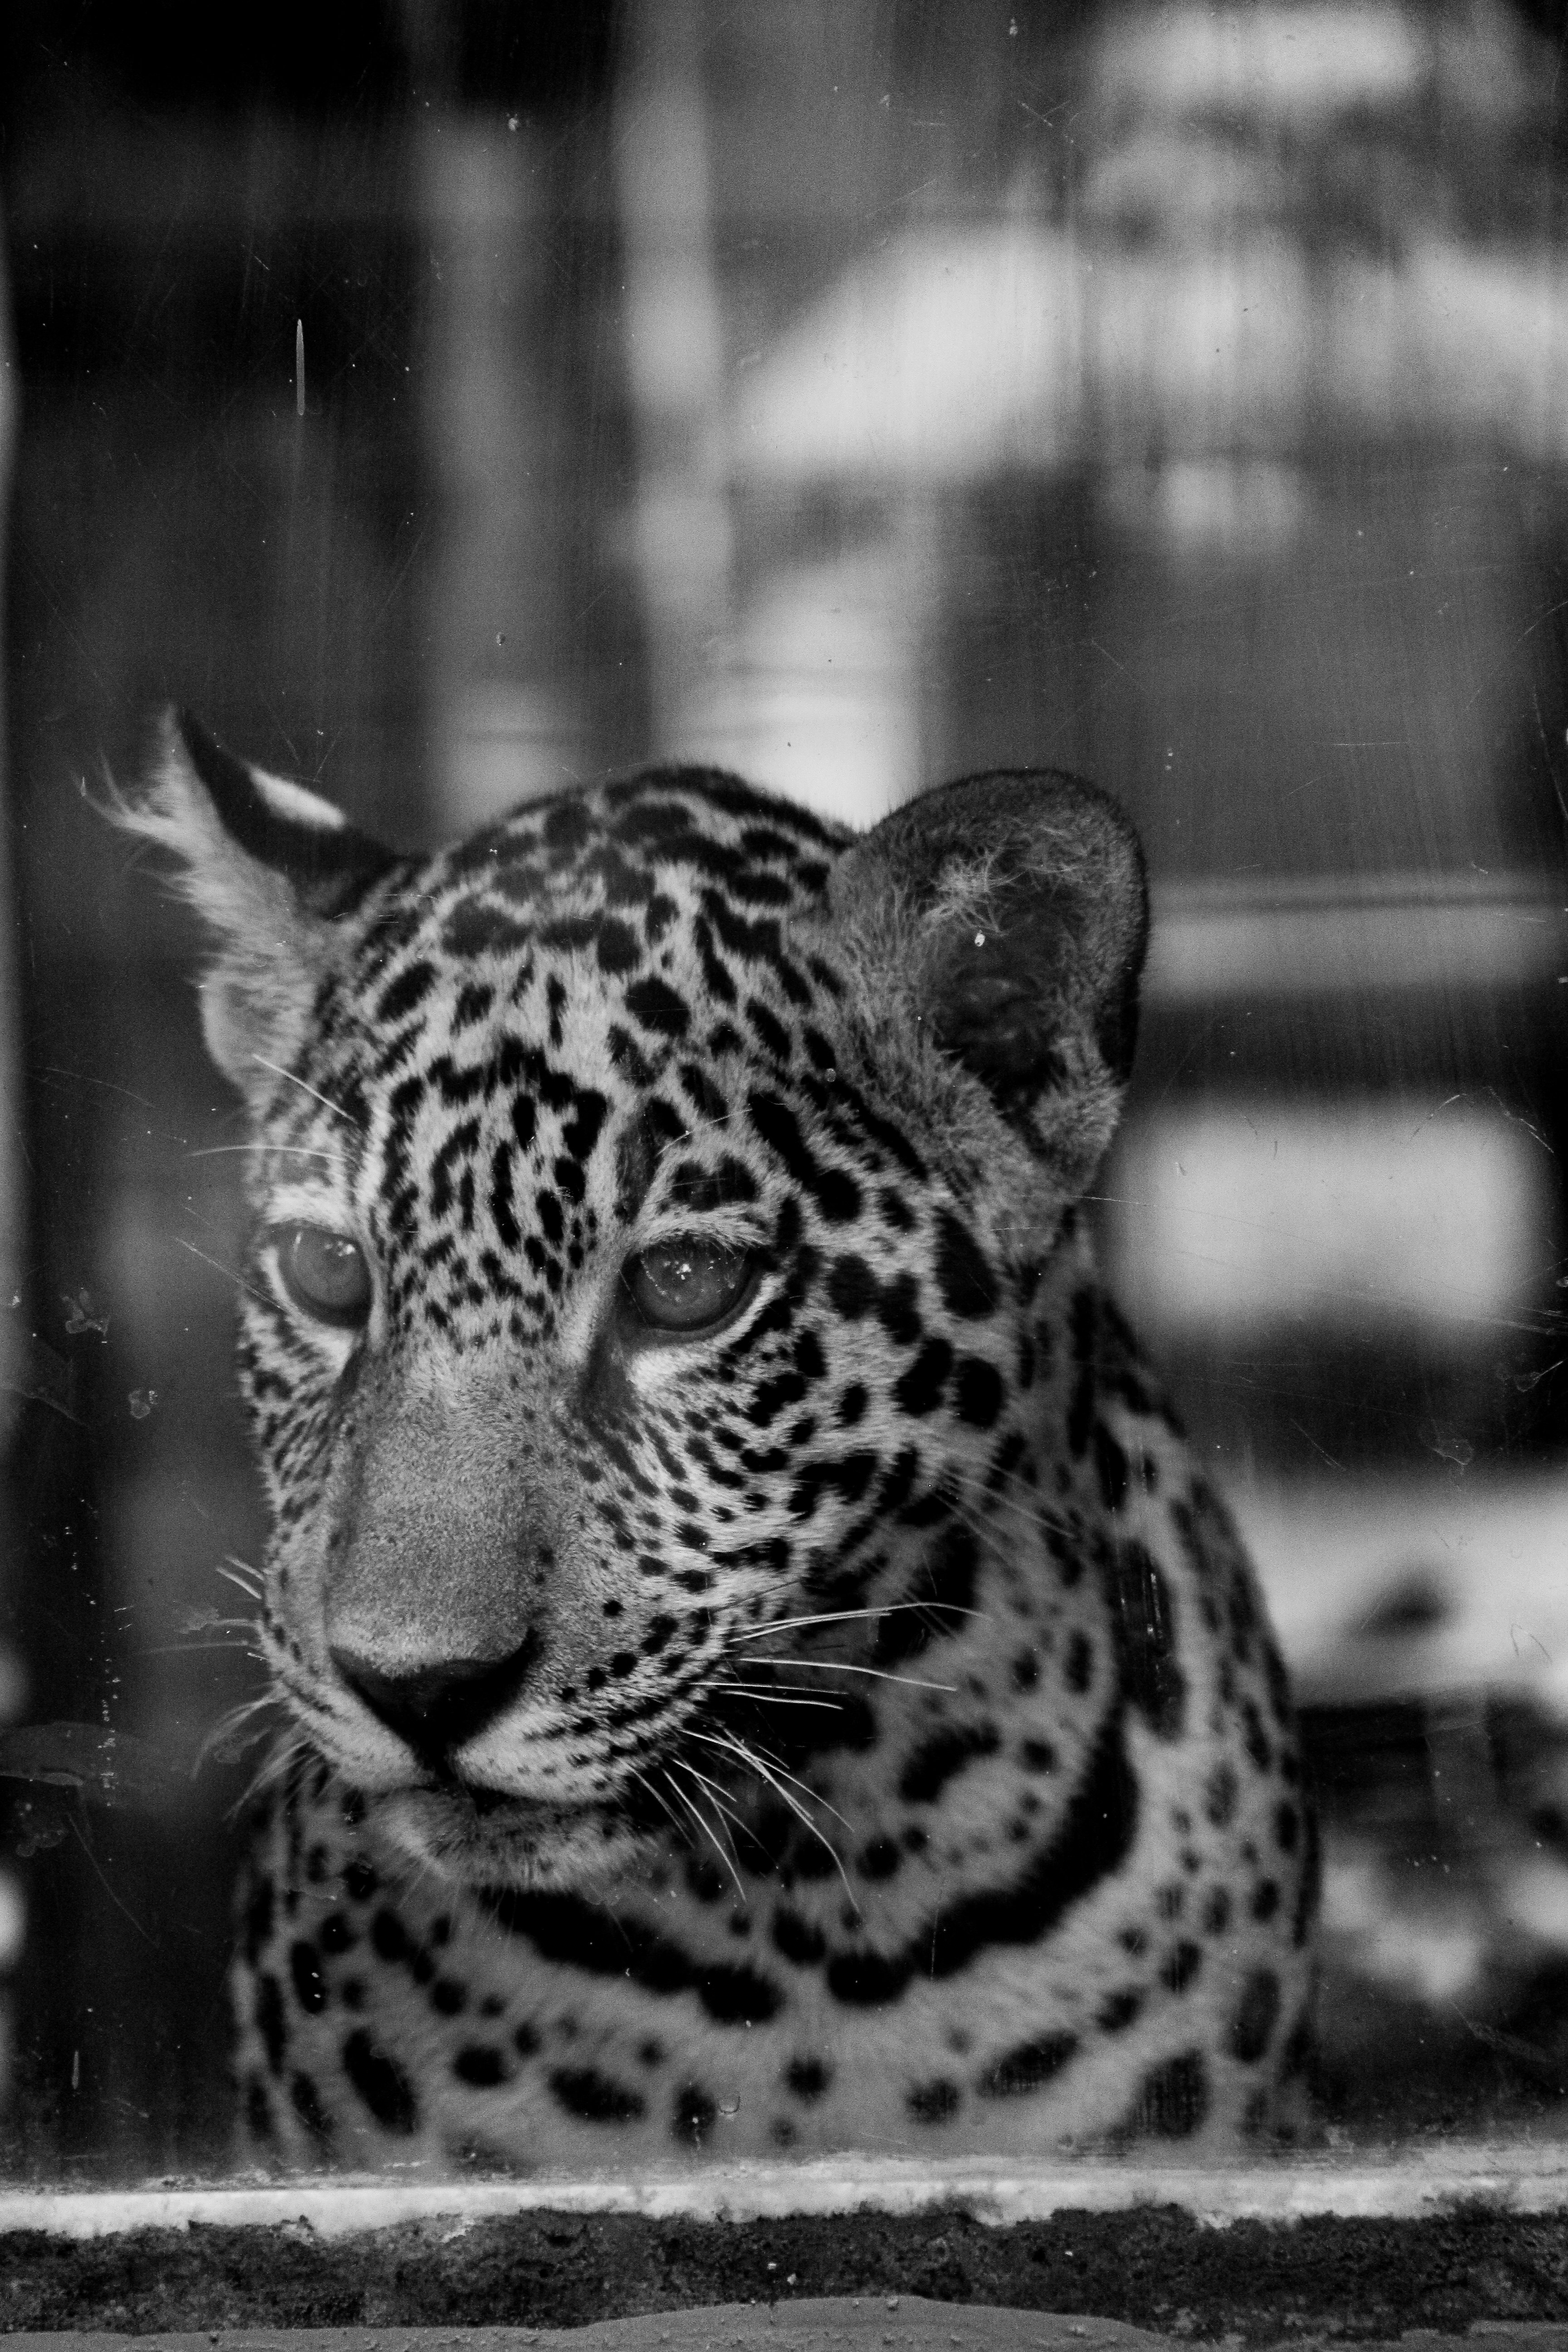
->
[1111,1099,1553,1337]
[423,126,586,828]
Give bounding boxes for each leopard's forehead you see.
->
[268,770,860,1340]
[365,769,844,977]
[327,771,848,1072]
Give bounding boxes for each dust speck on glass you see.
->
[2,0,1566,2182]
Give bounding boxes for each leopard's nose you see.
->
[331,1638,537,1759]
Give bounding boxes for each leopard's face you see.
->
[229,774,1067,1891]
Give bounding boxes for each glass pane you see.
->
[2,0,1566,2182]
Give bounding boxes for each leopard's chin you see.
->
[374,1783,662,1891]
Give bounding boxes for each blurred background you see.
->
[5,0,1568,2176]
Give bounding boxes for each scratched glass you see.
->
[3,1,1568,2185]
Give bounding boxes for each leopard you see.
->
[131,709,1316,2172]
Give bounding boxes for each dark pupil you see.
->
[286,1227,369,1317]
[632,1240,746,1330]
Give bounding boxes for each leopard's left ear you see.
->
[123,710,398,1102]
[825,769,1148,1202]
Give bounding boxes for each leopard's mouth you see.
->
[408,1775,598,1833]
[415,1769,648,1821]
[434,1779,527,1818]
[376,1770,670,1891]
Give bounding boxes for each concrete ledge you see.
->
[6,2147,1568,2236]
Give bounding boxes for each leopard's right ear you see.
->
[123,710,397,1098]
[821,768,1148,1235]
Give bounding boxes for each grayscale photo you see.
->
[2,0,1568,2202]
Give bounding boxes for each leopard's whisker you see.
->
[677,1758,751,1841]
[691,1729,857,1910]
[657,1768,711,1856]
[141,1637,265,1657]
[675,1101,733,1144]
[931,1491,1070,1571]
[140,1617,263,1657]
[953,1484,1080,1542]
[215,1556,265,1598]
[624,1761,689,1847]
[250,1054,362,1129]
[247,1733,316,1789]
[266,1676,355,1744]
[665,1761,746,1899]
[198,1692,284,1774]
[694,1679,843,1709]
[735,1657,958,1693]
[730,1602,987,1643]
[209,1690,280,1733]
[232,1732,318,1819]
[686,1727,848,1842]
[703,1729,853,1836]
[186,1142,343,1163]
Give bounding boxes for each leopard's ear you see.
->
[827,769,1148,1205]
[125,710,397,1098]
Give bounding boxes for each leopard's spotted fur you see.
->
[136,714,1315,2170]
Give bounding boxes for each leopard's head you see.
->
[133,714,1147,1892]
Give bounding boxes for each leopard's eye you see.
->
[274,1225,372,1328]
[624,1237,753,1334]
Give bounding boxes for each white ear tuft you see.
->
[120,711,394,1098]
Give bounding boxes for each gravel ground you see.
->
[7,2210,1568,2342]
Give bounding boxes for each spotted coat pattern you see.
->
[138,717,1317,2170]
